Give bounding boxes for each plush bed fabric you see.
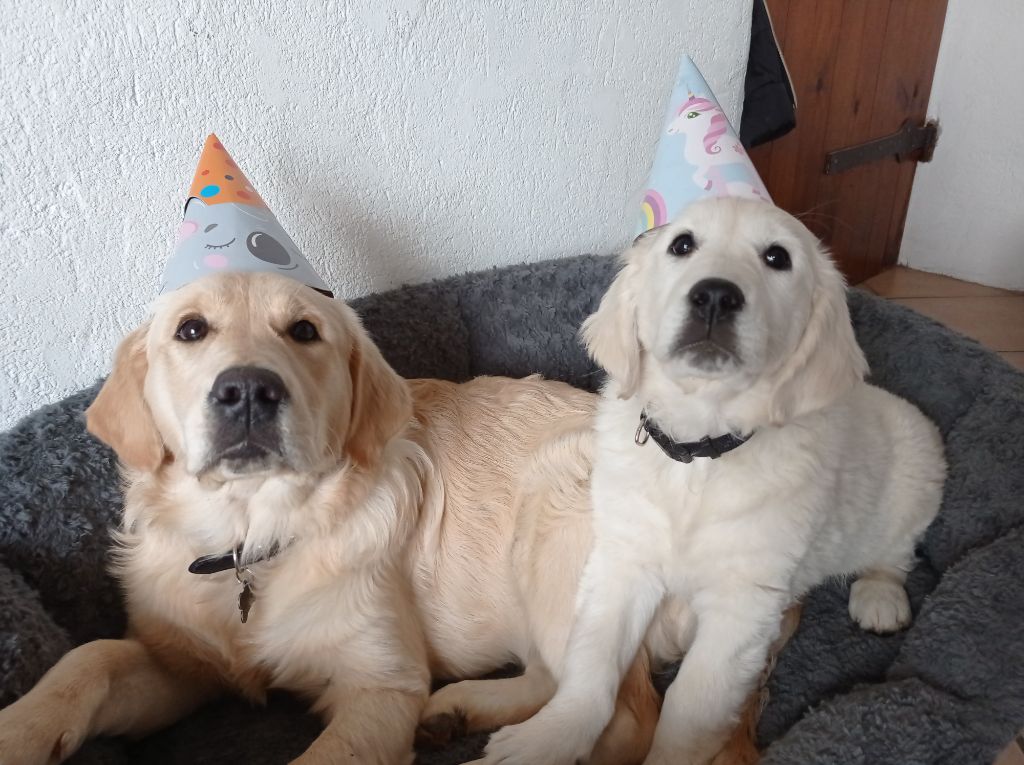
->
[1,254,1021,764]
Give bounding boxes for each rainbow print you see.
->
[640,190,668,231]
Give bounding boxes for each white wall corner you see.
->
[900,0,1024,291]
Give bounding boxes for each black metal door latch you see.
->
[824,119,939,175]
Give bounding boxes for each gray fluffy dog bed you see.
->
[1,255,1022,765]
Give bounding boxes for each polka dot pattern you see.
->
[187,133,268,207]
[186,134,266,208]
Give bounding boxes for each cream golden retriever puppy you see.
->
[2,271,784,765]
[478,197,947,765]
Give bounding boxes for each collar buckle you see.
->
[698,435,720,459]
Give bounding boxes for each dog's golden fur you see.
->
[0,272,781,765]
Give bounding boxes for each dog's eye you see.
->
[762,245,792,271]
[668,233,697,257]
[288,320,320,343]
[175,317,208,342]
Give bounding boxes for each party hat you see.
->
[162,134,332,296]
[638,56,770,234]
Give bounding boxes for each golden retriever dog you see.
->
[0,271,786,765]
[478,198,947,765]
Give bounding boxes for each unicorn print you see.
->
[667,93,769,199]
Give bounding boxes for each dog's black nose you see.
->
[210,367,288,425]
[689,278,745,323]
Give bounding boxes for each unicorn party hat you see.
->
[638,56,770,234]
[162,134,332,296]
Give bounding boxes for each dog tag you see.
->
[238,582,255,623]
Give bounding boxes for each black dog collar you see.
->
[188,543,282,575]
[635,411,751,464]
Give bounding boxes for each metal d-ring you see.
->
[232,546,254,586]
[635,412,651,446]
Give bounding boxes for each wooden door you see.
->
[750,0,948,284]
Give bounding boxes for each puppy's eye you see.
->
[288,320,320,343]
[668,233,697,257]
[175,317,208,342]
[762,245,792,271]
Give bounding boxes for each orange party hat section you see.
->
[187,134,267,208]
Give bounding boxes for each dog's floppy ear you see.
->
[769,248,868,422]
[581,254,643,398]
[343,320,412,471]
[86,324,165,472]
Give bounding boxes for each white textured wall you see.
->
[1,0,752,428]
[900,0,1024,289]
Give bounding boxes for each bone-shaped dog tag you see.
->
[238,581,255,623]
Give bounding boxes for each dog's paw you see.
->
[475,712,592,765]
[849,576,911,633]
[644,735,736,765]
[643,747,710,765]
[416,709,468,749]
[0,705,80,765]
[641,749,678,765]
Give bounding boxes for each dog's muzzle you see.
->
[672,278,745,367]
[207,366,288,468]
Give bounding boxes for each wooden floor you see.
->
[860,266,1024,371]
[996,737,1024,765]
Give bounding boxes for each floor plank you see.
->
[891,296,1024,352]
[1000,352,1024,372]
[994,738,1024,765]
[862,266,1020,298]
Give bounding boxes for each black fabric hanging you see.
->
[740,0,796,149]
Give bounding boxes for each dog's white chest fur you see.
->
[595,403,806,600]
[115,452,426,696]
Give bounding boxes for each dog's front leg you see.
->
[476,531,666,765]
[291,685,426,765]
[0,638,218,765]
[644,592,788,765]
[287,577,430,765]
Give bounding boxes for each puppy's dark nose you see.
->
[210,367,288,426]
[689,278,745,323]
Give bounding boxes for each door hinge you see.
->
[824,119,939,175]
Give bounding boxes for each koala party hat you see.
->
[163,134,332,297]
